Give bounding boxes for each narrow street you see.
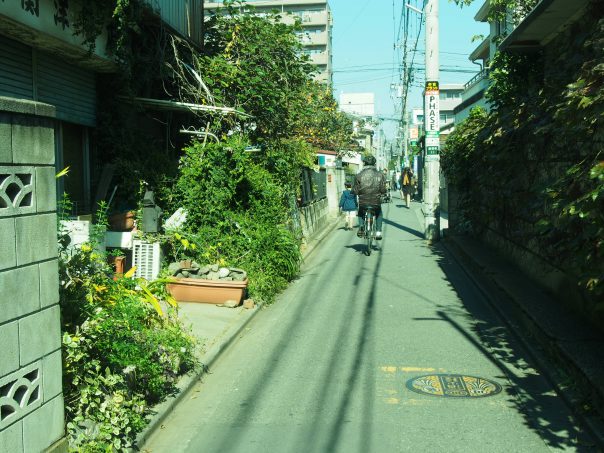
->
[144,194,593,453]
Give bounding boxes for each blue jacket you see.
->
[339,189,358,212]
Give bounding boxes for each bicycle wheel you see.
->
[365,214,373,256]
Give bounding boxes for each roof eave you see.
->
[499,0,591,52]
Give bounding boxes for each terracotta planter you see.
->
[108,255,126,278]
[167,278,248,305]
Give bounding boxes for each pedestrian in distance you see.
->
[400,167,414,208]
[339,182,358,231]
[353,154,387,240]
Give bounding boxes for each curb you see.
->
[134,301,265,449]
[135,216,341,449]
[442,236,604,449]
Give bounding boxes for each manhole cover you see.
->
[406,374,502,398]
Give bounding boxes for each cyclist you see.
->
[353,155,387,240]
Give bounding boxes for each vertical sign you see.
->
[409,126,419,141]
[424,81,440,158]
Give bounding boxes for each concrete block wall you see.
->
[299,197,329,240]
[326,167,346,217]
[0,97,65,452]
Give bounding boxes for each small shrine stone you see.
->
[168,262,181,275]
[218,267,231,278]
[210,264,219,272]
[199,265,210,275]
[181,270,190,278]
[232,271,247,281]
[207,271,220,280]
[223,277,233,281]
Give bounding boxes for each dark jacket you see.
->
[339,189,357,212]
[352,165,386,207]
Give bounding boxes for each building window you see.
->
[440,91,462,100]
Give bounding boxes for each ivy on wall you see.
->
[443,2,604,310]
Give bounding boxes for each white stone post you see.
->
[0,97,66,452]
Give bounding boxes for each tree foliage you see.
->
[157,2,350,302]
[200,4,312,139]
[451,0,539,24]
[291,81,354,151]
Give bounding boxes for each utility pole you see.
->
[422,0,440,243]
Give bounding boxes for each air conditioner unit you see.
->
[132,240,162,281]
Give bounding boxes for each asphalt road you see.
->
[144,195,594,453]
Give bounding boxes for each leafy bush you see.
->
[59,243,197,451]
[442,3,604,307]
[159,136,304,303]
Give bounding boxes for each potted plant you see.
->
[166,263,248,305]
[162,232,248,305]
[107,249,126,278]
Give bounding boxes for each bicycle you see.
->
[362,206,377,256]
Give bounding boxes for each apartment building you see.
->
[453,1,496,123]
[205,0,333,84]
[456,0,592,124]
[339,92,375,117]
[339,92,376,153]
[438,84,464,129]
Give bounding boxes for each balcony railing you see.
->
[309,52,328,65]
[298,31,328,46]
[464,68,489,90]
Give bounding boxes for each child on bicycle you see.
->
[339,182,358,231]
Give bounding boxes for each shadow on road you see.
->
[382,217,423,239]
[430,243,596,451]
[188,201,595,452]
[344,243,380,254]
[207,223,383,453]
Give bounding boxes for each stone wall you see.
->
[0,97,65,452]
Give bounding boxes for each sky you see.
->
[329,0,488,140]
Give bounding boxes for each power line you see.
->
[333,74,396,86]
[401,0,427,127]
[334,64,477,73]
[335,68,478,76]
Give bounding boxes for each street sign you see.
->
[426,136,439,147]
[424,80,440,158]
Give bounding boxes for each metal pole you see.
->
[423,0,440,243]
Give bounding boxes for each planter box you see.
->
[167,278,248,305]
